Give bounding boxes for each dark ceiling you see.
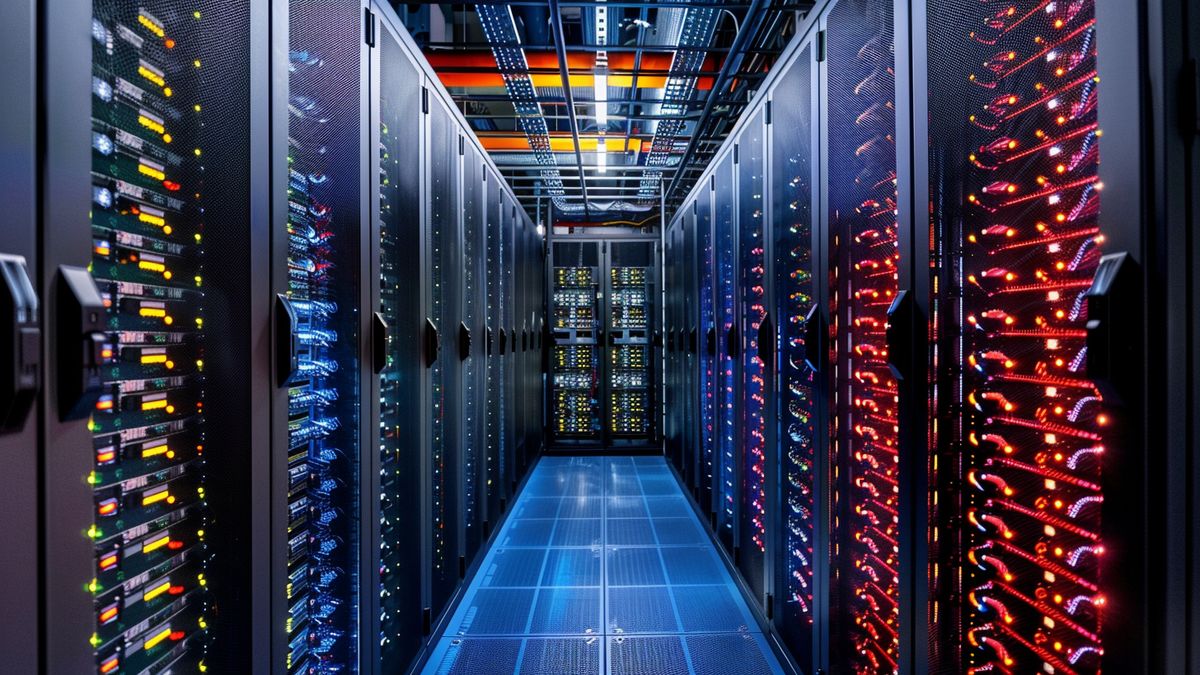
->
[394,1,812,225]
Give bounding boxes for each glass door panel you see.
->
[608,241,655,445]
[550,241,602,444]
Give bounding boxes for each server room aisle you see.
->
[423,456,785,674]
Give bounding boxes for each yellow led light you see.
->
[138,14,165,37]
[143,534,171,552]
[144,626,172,649]
[138,66,166,87]
[138,212,166,227]
[142,488,170,506]
[142,442,170,458]
[138,115,165,134]
[138,164,167,181]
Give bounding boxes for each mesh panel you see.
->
[455,589,536,635]
[607,548,666,586]
[660,547,724,585]
[502,519,555,547]
[551,518,603,547]
[540,549,602,586]
[608,637,690,675]
[519,638,602,675]
[608,587,680,634]
[673,586,750,633]
[607,519,657,546]
[686,634,776,675]
[480,549,548,587]
[431,638,522,675]
[528,588,603,635]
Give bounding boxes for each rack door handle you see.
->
[885,291,915,381]
[726,325,740,359]
[458,322,472,361]
[759,311,775,373]
[372,312,389,374]
[705,327,716,356]
[0,254,40,431]
[1085,252,1141,404]
[274,294,299,386]
[424,319,440,368]
[499,328,507,355]
[689,327,698,354]
[56,266,107,420]
[803,304,825,373]
[486,327,494,356]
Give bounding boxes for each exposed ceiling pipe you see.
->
[547,0,592,219]
[664,0,769,209]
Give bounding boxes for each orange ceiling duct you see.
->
[425,51,717,91]
[477,134,645,154]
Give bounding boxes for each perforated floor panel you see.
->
[423,456,786,674]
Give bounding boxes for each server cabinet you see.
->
[823,1,901,671]
[607,240,657,446]
[681,214,699,491]
[484,168,505,527]
[75,1,263,672]
[0,1,39,670]
[502,201,518,492]
[913,0,1154,672]
[769,37,821,670]
[736,109,773,606]
[696,188,717,516]
[372,9,424,671]
[549,241,603,445]
[713,156,739,552]
[459,142,486,564]
[274,0,367,671]
[424,93,462,625]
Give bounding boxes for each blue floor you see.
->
[423,455,786,675]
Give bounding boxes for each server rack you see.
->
[547,236,659,450]
[661,0,1194,672]
[272,0,367,671]
[549,241,603,444]
[371,10,424,671]
[0,2,41,671]
[24,1,266,672]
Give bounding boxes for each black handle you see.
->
[726,325,740,358]
[885,290,914,381]
[372,312,389,374]
[759,312,775,372]
[275,294,298,386]
[486,327,494,356]
[653,330,663,348]
[1086,252,1141,404]
[57,266,107,420]
[458,322,472,361]
[499,328,507,355]
[424,319,440,367]
[0,254,40,431]
[689,327,698,354]
[521,328,528,352]
[706,327,716,356]
[667,329,675,352]
[803,304,824,373]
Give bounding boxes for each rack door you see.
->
[713,156,739,552]
[737,109,772,605]
[769,39,821,671]
[606,241,657,446]
[425,96,462,624]
[696,188,717,517]
[923,0,1113,671]
[279,0,365,671]
[375,13,423,671]
[550,241,603,445]
[824,0,901,672]
[459,143,486,563]
[85,1,259,672]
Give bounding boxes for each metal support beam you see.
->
[547,0,590,218]
[664,0,769,207]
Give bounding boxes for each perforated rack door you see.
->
[770,39,819,671]
[824,0,901,672]
[925,0,1108,672]
[86,1,254,672]
[376,16,424,671]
